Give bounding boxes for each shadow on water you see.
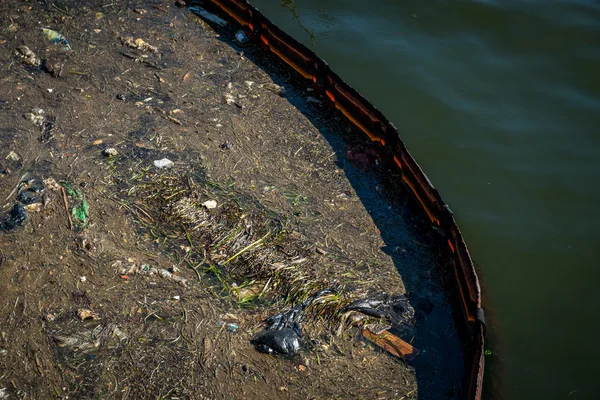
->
[317,132,467,400]
[204,12,469,400]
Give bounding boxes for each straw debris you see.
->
[124,168,379,334]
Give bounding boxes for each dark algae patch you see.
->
[0,0,463,399]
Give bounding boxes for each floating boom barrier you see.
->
[201,1,486,398]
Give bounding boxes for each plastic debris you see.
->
[71,198,89,224]
[102,148,118,157]
[232,281,262,303]
[340,293,415,326]
[224,93,235,105]
[7,151,20,162]
[40,116,57,143]
[120,36,157,52]
[53,324,127,355]
[13,46,40,66]
[252,326,301,355]
[24,108,46,126]
[234,30,251,46]
[16,186,44,205]
[43,178,61,191]
[62,183,90,228]
[261,82,287,97]
[41,28,71,51]
[226,323,239,333]
[251,289,336,355]
[201,200,217,209]
[220,142,233,150]
[114,261,188,287]
[0,204,27,231]
[154,158,174,169]
[77,308,99,320]
[189,6,228,27]
[306,96,322,105]
[24,203,42,213]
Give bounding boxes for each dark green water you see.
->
[249,0,600,399]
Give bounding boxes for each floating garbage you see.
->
[120,36,158,52]
[252,326,301,355]
[154,158,174,169]
[13,46,40,67]
[41,28,71,51]
[201,200,218,209]
[189,6,228,27]
[7,151,20,162]
[340,293,415,325]
[224,93,235,105]
[24,108,45,126]
[77,308,99,321]
[62,183,90,228]
[102,148,118,157]
[251,289,336,355]
[72,198,89,224]
[234,30,251,46]
[52,324,127,355]
[261,82,287,97]
[114,260,188,287]
[23,108,55,142]
[306,96,322,105]
[0,203,27,231]
[16,186,44,205]
[1,177,50,231]
[43,178,61,191]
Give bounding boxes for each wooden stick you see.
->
[363,324,419,361]
[61,187,73,230]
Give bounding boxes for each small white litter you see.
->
[154,158,174,169]
[202,200,218,209]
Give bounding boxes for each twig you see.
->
[152,5,169,13]
[223,230,271,265]
[61,187,74,230]
[52,2,72,17]
[132,202,154,223]
[186,260,202,282]
[4,172,29,203]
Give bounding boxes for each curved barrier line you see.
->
[203,1,485,398]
